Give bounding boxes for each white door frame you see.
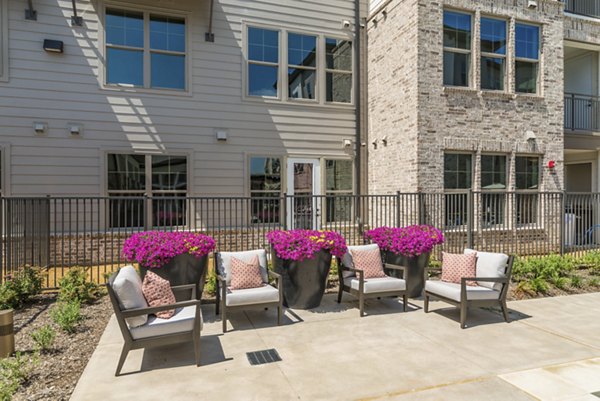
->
[286,158,321,229]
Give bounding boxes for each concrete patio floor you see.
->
[71,292,600,401]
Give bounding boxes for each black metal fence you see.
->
[564,0,600,18]
[564,93,600,132]
[2,192,600,288]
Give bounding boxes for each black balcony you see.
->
[564,0,600,18]
[564,93,600,132]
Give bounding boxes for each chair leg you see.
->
[277,304,282,326]
[501,300,510,323]
[460,303,468,329]
[193,332,201,367]
[115,344,130,376]
[215,282,220,315]
[222,305,227,333]
[337,286,343,303]
[403,294,407,312]
[424,294,429,313]
[359,294,365,317]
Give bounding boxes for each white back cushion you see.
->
[112,265,148,328]
[341,244,381,278]
[218,250,268,286]
[464,249,509,291]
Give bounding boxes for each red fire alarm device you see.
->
[548,160,556,169]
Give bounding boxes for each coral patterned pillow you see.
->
[441,252,478,286]
[142,271,177,319]
[350,248,387,279]
[230,256,264,290]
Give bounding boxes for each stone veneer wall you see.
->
[368,0,566,193]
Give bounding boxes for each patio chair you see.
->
[107,266,203,376]
[424,250,515,329]
[215,249,283,333]
[337,244,408,317]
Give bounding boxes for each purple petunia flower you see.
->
[364,225,444,257]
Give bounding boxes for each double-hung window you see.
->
[249,157,282,224]
[443,10,472,87]
[444,153,473,227]
[107,154,188,227]
[481,155,507,227]
[515,23,540,94]
[480,17,507,91]
[325,38,353,103]
[325,160,353,222]
[105,9,186,90]
[288,33,317,100]
[515,156,540,225]
[247,27,280,97]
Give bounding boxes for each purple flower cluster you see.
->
[364,225,444,257]
[122,231,216,269]
[266,230,348,261]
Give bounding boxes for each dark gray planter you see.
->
[383,251,430,298]
[272,250,332,309]
[140,254,208,300]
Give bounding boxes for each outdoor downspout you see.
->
[354,0,362,196]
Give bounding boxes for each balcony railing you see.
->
[564,93,600,132]
[564,0,600,18]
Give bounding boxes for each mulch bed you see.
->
[11,294,112,401]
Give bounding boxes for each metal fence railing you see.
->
[2,192,600,288]
[564,0,600,18]
[564,93,600,132]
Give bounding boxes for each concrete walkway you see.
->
[71,292,600,401]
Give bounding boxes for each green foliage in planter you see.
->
[51,301,82,333]
[0,266,43,310]
[30,325,56,352]
[58,268,103,304]
[0,352,38,401]
[204,269,217,297]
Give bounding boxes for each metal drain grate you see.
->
[246,349,282,366]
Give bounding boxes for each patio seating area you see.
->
[71,292,600,401]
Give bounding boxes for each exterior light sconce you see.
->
[33,122,47,135]
[343,139,353,148]
[381,136,388,146]
[372,139,378,149]
[215,130,228,142]
[525,130,537,142]
[68,123,82,136]
[527,0,538,9]
[43,39,64,53]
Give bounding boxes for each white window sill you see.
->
[101,84,193,98]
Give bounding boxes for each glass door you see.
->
[286,159,321,229]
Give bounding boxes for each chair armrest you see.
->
[383,263,405,271]
[217,275,227,283]
[460,277,508,284]
[121,299,201,318]
[268,270,281,280]
[171,284,196,300]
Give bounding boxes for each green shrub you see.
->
[204,269,217,297]
[589,277,600,287]
[50,301,82,333]
[58,268,103,304]
[570,275,584,289]
[0,352,38,401]
[0,266,43,310]
[30,325,56,351]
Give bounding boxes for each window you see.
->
[288,33,317,100]
[515,24,540,94]
[325,38,353,103]
[249,157,282,223]
[481,155,507,226]
[444,153,472,227]
[0,0,8,81]
[443,11,472,87]
[515,156,540,225]
[325,160,353,222]
[105,9,186,90]
[107,154,187,227]
[247,27,279,97]
[480,17,506,91]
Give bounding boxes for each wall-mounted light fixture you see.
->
[343,139,353,148]
[381,136,388,146]
[43,39,64,53]
[215,130,228,142]
[33,122,47,135]
[68,123,82,136]
[525,130,537,142]
[527,0,538,9]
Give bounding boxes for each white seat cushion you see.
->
[218,250,268,286]
[341,244,381,278]
[425,280,500,302]
[464,249,509,291]
[344,276,406,294]
[112,265,148,328]
[130,306,201,340]
[226,284,280,307]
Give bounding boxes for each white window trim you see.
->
[443,9,474,89]
[479,16,508,92]
[514,21,541,95]
[242,21,355,109]
[0,0,8,83]
[99,1,192,96]
[0,143,10,196]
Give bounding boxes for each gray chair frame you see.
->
[214,251,283,333]
[424,255,515,329]
[336,256,408,317]
[107,272,203,376]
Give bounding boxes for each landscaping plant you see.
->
[0,266,43,310]
[58,268,103,304]
[364,225,445,257]
[30,325,56,352]
[266,230,348,261]
[51,301,82,333]
[0,352,38,401]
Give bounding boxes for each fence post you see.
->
[571,93,576,131]
[467,190,474,249]
[559,191,565,256]
[281,193,288,230]
[396,191,401,227]
[418,192,425,225]
[143,195,151,231]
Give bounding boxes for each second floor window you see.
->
[480,17,506,91]
[326,38,353,103]
[105,9,186,90]
[288,33,317,100]
[515,24,540,94]
[248,27,279,97]
[443,11,472,87]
